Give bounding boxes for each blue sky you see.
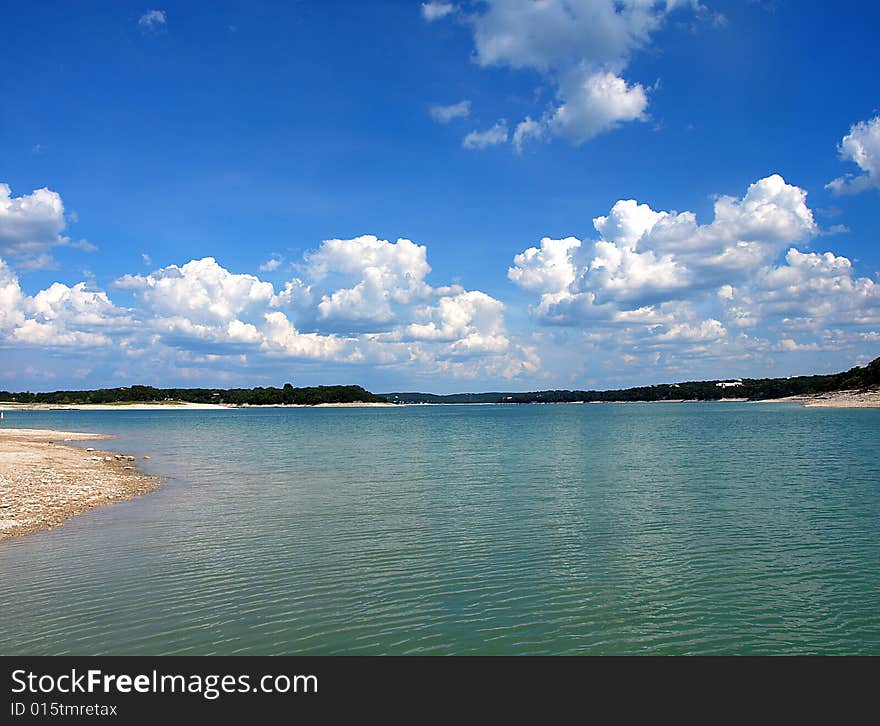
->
[1,0,879,392]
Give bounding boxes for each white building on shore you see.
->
[716,379,743,389]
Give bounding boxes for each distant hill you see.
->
[382,355,880,404]
[0,384,386,406]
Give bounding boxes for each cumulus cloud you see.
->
[430,100,471,124]
[421,2,455,21]
[4,169,875,387]
[508,173,879,369]
[117,257,275,327]
[0,259,26,332]
[114,257,323,356]
[509,237,581,294]
[549,70,648,143]
[0,232,537,383]
[0,258,129,348]
[138,9,166,31]
[403,290,507,353]
[303,235,433,326]
[259,311,353,360]
[734,248,880,330]
[510,174,816,321]
[0,183,84,267]
[429,0,703,149]
[826,115,880,195]
[462,121,509,150]
[295,236,537,376]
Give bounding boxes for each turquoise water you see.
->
[1,403,878,655]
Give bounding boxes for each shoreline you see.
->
[0,429,158,541]
[755,389,880,408]
[0,401,396,411]
[1,391,877,412]
[0,402,229,411]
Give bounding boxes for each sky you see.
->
[1,0,879,393]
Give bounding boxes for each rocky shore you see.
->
[0,429,158,541]
[758,389,880,408]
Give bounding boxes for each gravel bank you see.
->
[0,428,158,541]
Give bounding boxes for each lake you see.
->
[1,403,878,654]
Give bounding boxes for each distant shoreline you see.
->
[2,391,878,410]
[3,355,877,409]
[0,401,396,411]
[0,429,158,541]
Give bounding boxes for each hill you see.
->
[382,355,880,404]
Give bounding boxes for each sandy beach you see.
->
[757,389,880,408]
[0,428,158,541]
[0,401,230,411]
[0,401,397,411]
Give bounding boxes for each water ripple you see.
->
[1,403,879,654]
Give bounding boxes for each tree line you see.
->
[0,383,386,406]
[3,355,877,406]
[383,355,880,404]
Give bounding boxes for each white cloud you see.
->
[737,248,880,329]
[117,257,275,327]
[10,319,112,348]
[260,311,354,361]
[10,238,530,378]
[587,239,689,304]
[113,257,325,358]
[304,235,433,326]
[142,253,152,267]
[16,253,59,272]
[462,121,509,150]
[0,257,129,348]
[470,0,670,71]
[508,175,880,385]
[433,0,703,149]
[509,237,581,294]
[273,277,313,311]
[27,282,126,329]
[593,199,668,249]
[259,255,284,272]
[0,183,77,266]
[510,174,817,323]
[549,70,648,143]
[826,115,880,195]
[81,237,538,379]
[138,9,166,31]
[6,172,873,388]
[717,284,735,300]
[429,343,540,380]
[507,173,880,368]
[430,100,471,124]
[638,173,816,281]
[0,259,26,332]
[512,116,543,152]
[654,319,726,343]
[421,2,455,21]
[403,291,507,351]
